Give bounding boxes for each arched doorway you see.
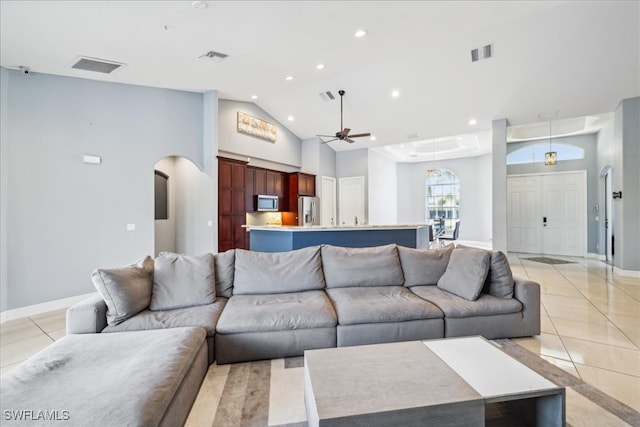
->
[154,156,215,256]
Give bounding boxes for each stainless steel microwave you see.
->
[255,194,279,211]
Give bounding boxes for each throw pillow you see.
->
[150,253,216,310]
[437,247,490,301]
[233,246,325,294]
[91,256,154,326]
[214,249,235,298]
[397,244,454,286]
[483,250,514,298]
[321,244,404,288]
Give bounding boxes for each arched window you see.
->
[425,169,460,232]
[507,143,585,165]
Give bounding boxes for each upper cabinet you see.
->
[290,172,316,197]
[245,166,287,211]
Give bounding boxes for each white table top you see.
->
[423,336,559,402]
[247,224,429,232]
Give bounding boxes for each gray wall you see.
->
[396,155,493,243]
[0,69,212,310]
[492,119,508,252]
[218,99,301,170]
[368,151,398,225]
[507,133,599,254]
[616,98,640,271]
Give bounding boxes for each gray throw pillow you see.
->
[321,244,404,288]
[150,253,216,310]
[437,247,490,301]
[91,256,154,326]
[398,244,454,286]
[483,250,514,298]
[214,249,235,298]
[233,246,325,295]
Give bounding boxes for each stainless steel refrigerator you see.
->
[298,196,320,226]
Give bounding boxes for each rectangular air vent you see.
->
[319,91,336,101]
[199,50,229,63]
[70,56,125,74]
[471,44,493,62]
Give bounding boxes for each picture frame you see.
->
[237,111,277,142]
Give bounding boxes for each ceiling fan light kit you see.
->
[317,90,370,144]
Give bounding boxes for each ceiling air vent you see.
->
[319,91,336,101]
[70,56,125,74]
[471,44,493,62]
[199,50,229,63]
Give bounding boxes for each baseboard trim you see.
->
[0,292,97,324]
[587,253,606,261]
[613,267,640,278]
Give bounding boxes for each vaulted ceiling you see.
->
[1,1,638,160]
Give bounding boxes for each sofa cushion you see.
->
[151,253,216,311]
[233,246,325,295]
[321,244,404,288]
[398,244,454,287]
[91,256,154,326]
[103,298,227,337]
[483,250,514,298]
[0,327,205,427]
[410,286,522,318]
[214,249,235,298]
[216,291,337,334]
[437,247,490,301]
[326,286,443,325]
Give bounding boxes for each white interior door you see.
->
[339,176,365,226]
[320,176,336,226]
[507,176,542,253]
[507,171,586,256]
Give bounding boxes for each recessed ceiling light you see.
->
[316,63,325,70]
[354,29,368,38]
[285,75,294,81]
[468,119,477,126]
[251,95,258,100]
[191,1,208,9]
[391,90,400,98]
[400,144,405,148]
[287,115,294,121]
[370,136,377,141]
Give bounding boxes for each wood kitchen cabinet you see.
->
[245,167,287,211]
[218,157,248,251]
[283,172,316,224]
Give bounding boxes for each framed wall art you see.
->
[237,111,277,142]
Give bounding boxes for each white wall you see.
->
[218,99,301,170]
[368,150,397,225]
[173,157,215,255]
[395,155,493,243]
[1,69,212,310]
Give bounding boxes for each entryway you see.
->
[507,171,586,257]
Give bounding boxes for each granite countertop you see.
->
[246,224,429,232]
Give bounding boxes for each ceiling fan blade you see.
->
[345,137,355,143]
[340,128,351,137]
[320,138,338,144]
[316,134,337,138]
[348,133,371,138]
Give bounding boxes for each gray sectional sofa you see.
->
[67,243,541,365]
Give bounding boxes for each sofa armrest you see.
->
[66,294,108,334]
[513,275,541,336]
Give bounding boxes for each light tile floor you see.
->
[1,253,639,420]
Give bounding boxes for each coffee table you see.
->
[304,336,565,427]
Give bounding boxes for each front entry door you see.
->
[507,172,586,256]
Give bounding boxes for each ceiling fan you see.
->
[317,90,371,144]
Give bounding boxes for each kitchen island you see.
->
[248,225,431,252]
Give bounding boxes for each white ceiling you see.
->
[1,1,638,161]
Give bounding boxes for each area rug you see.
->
[524,256,576,265]
[184,340,640,427]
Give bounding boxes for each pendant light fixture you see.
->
[544,120,557,166]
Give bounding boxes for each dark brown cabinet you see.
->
[245,166,286,211]
[284,172,316,224]
[218,157,248,252]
